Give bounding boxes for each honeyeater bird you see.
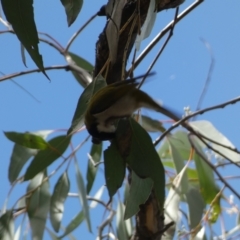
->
[84,77,182,144]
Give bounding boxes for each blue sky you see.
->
[1,0,240,239]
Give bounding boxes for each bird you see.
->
[84,75,182,144]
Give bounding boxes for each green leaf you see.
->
[168,137,189,193]
[116,202,129,240]
[59,211,84,238]
[74,161,92,232]
[186,186,205,229]
[190,136,220,213]
[67,76,106,135]
[4,132,48,150]
[8,130,53,183]
[190,120,240,163]
[127,119,165,207]
[50,172,70,232]
[104,141,126,199]
[164,164,189,237]
[8,145,37,184]
[158,131,192,160]
[0,211,14,240]
[1,0,48,78]
[86,143,102,194]
[26,171,50,240]
[60,0,83,26]
[137,114,166,132]
[24,136,71,180]
[66,53,93,87]
[69,52,93,72]
[124,172,153,220]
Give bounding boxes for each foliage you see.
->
[1,0,240,239]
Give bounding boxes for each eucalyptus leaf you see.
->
[74,161,92,232]
[186,186,205,229]
[60,0,83,26]
[65,53,92,87]
[4,131,48,150]
[26,172,50,240]
[8,145,37,184]
[67,76,106,135]
[124,172,153,220]
[0,210,14,240]
[50,172,70,232]
[168,138,189,193]
[135,0,157,50]
[24,136,71,180]
[164,164,189,238]
[59,211,84,238]
[190,120,240,163]
[86,143,102,194]
[1,0,48,77]
[104,141,126,199]
[127,119,165,207]
[116,202,129,240]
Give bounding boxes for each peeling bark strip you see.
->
[94,0,184,239]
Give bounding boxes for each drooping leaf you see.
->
[1,0,48,77]
[59,211,84,238]
[186,186,205,229]
[50,172,70,232]
[104,141,126,199]
[67,76,106,135]
[26,171,50,240]
[135,0,157,50]
[127,119,165,207]
[8,145,37,184]
[65,53,92,87]
[124,172,153,220]
[168,138,189,193]
[116,202,129,240]
[159,131,192,160]
[189,135,221,221]
[0,210,14,240]
[164,164,189,238]
[86,143,102,194]
[24,136,71,180]
[190,120,240,163]
[105,1,125,63]
[14,224,21,240]
[8,130,53,183]
[74,161,92,232]
[4,132,48,150]
[89,186,105,208]
[68,52,93,72]
[60,0,83,26]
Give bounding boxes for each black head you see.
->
[87,123,116,144]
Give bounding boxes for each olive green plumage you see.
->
[84,78,180,143]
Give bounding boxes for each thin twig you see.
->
[65,12,98,53]
[198,134,240,154]
[39,37,64,54]
[0,71,41,103]
[127,0,204,74]
[189,134,240,199]
[138,7,179,88]
[195,38,215,115]
[198,135,240,168]
[38,32,64,50]
[0,65,69,82]
[97,211,116,240]
[154,95,240,145]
